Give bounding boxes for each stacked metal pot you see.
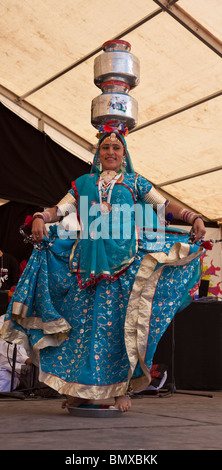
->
[91,40,140,130]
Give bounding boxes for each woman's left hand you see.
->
[193,218,206,242]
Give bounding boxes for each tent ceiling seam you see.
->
[129,89,222,134]
[156,166,222,187]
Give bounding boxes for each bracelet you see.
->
[192,215,203,225]
[33,213,44,221]
[179,209,195,224]
[33,211,51,223]
[179,209,203,225]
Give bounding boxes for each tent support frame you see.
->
[153,0,222,58]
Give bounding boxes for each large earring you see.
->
[95,154,102,172]
[121,155,127,172]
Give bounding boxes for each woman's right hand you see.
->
[32,218,49,242]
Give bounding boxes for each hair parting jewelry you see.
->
[100,133,124,148]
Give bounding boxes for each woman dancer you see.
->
[1,123,206,412]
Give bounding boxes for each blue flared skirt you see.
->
[1,225,204,399]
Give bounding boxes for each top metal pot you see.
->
[94,50,140,90]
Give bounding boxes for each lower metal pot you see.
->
[91,92,138,130]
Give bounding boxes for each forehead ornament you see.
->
[100,133,123,148]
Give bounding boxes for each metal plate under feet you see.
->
[67,404,122,418]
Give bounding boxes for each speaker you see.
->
[199,279,209,298]
[0,291,9,315]
[154,300,222,390]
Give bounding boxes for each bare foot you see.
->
[109,395,131,413]
[61,396,92,409]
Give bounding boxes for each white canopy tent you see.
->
[0,0,222,223]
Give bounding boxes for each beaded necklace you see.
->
[98,170,122,214]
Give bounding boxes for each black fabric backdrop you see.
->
[0,102,90,206]
[0,103,90,263]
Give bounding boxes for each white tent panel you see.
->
[127,98,222,183]
[126,13,221,111]
[13,10,222,143]
[25,58,99,142]
[0,0,155,94]
[161,170,222,221]
[126,104,222,220]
